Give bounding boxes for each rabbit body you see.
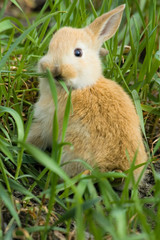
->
[28,76,147,179]
[27,5,147,180]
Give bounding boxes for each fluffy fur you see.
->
[27,4,147,182]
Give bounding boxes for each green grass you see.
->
[0,0,160,239]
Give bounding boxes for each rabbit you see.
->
[27,4,147,183]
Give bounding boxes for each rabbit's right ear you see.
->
[86,5,125,48]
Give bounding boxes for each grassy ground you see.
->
[0,0,160,239]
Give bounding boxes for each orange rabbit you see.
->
[27,5,147,182]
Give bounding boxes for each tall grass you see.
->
[0,0,160,239]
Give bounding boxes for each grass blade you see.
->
[46,69,58,109]
[0,106,24,142]
[132,90,147,140]
[0,183,21,227]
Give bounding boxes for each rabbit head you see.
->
[39,4,125,89]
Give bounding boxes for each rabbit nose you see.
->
[53,65,59,75]
[53,65,62,81]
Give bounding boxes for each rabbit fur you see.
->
[27,5,147,182]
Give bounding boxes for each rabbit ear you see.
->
[87,5,125,47]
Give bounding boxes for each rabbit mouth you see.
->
[54,74,64,81]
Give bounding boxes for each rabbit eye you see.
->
[74,48,83,57]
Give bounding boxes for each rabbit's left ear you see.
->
[87,4,125,48]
